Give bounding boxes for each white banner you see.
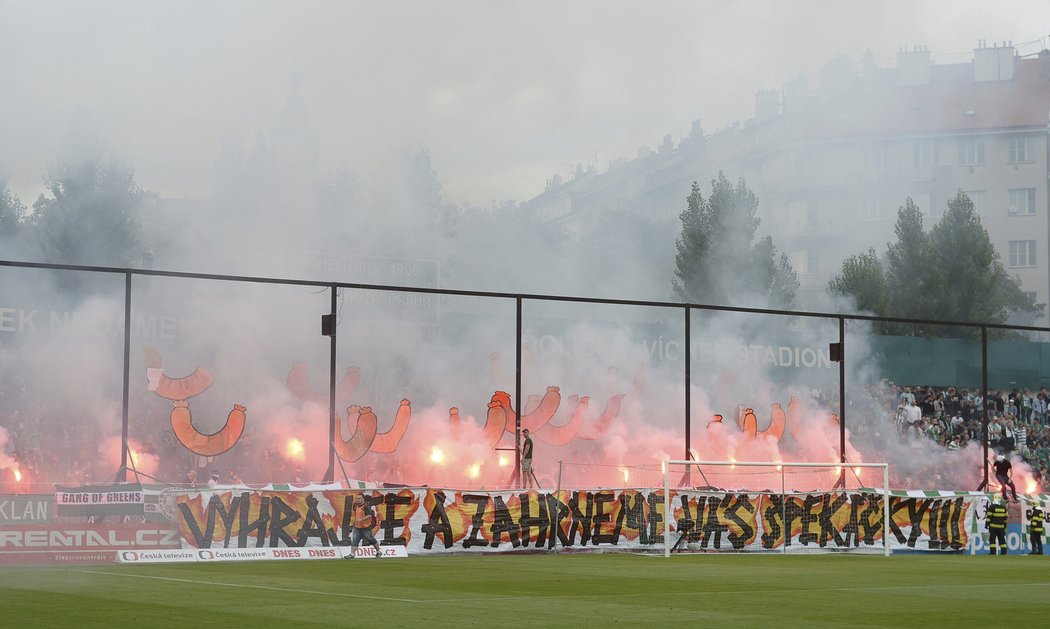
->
[117,549,198,564]
[116,545,407,563]
[172,488,977,554]
[55,483,145,517]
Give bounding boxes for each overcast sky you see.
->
[2,0,1049,208]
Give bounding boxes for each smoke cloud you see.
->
[2,2,1048,494]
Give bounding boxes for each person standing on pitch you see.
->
[987,496,1009,555]
[521,428,540,489]
[1028,506,1045,555]
[345,494,383,559]
[993,455,1019,502]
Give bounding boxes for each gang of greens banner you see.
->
[55,483,145,517]
[173,488,974,553]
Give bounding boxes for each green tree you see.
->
[30,151,143,268]
[927,191,1041,326]
[672,172,798,308]
[828,248,889,322]
[883,198,930,322]
[828,191,1042,336]
[0,177,26,240]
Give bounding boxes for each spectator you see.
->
[905,400,922,437]
[991,390,1006,414]
[932,393,945,424]
[993,455,1019,502]
[1035,393,1048,426]
[972,390,984,414]
[1021,391,1034,423]
[945,388,961,417]
[919,391,935,418]
[988,415,1003,444]
[1001,419,1016,454]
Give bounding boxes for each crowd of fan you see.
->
[0,389,305,488]
[882,384,1050,484]
[6,374,1050,490]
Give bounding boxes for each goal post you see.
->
[661,460,891,557]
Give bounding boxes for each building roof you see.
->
[799,55,1050,140]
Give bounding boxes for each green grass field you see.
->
[2,553,1048,627]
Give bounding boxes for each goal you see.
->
[661,460,890,556]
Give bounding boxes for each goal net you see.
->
[661,460,890,556]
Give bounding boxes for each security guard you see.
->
[1028,506,1045,555]
[987,497,1009,555]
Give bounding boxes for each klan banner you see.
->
[0,495,53,525]
[55,483,145,517]
[173,488,975,553]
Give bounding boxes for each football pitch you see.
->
[2,553,1048,627]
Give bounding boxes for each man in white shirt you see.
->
[904,400,921,438]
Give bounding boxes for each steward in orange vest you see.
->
[346,494,383,559]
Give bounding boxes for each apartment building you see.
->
[524,43,1050,315]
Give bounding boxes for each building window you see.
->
[868,143,885,169]
[1009,240,1037,267]
[789,250,809,275]
[860,194,882,221]
[785,200,820,237]
[1008,135,1031,163]
[1008,188,1036,215]
[965,190,986,217]
[959,137,985,166]
[914,141,938,168]
[912,192,936,219]
[789,250,820,277]
[789,152,809,177]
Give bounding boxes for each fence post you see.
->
[981,326,989,489]
[684,306,691,486]
[513,297,523,487]
[118,272,132,483]
[324,285,337,483]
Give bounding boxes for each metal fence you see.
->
[2,258,1049,492]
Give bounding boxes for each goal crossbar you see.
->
[661,460,890,557]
